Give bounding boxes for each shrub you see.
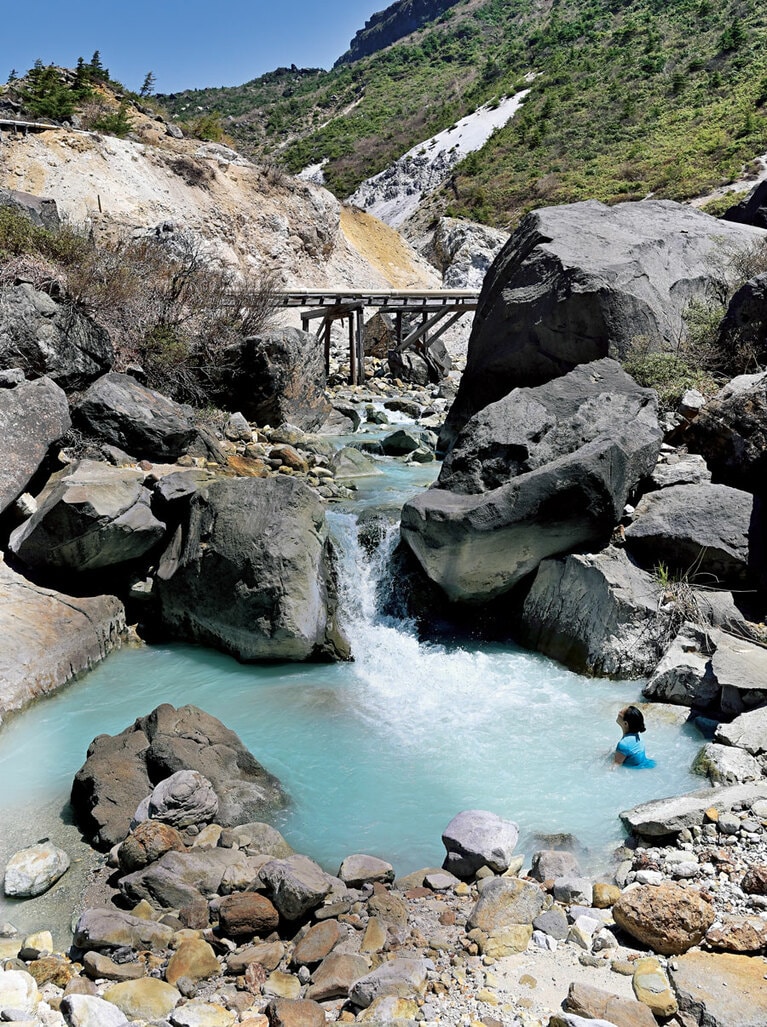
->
[0,207,87,265]
[623,350,719,411]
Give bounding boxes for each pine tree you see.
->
[139,71,156,97]
[21,63,75,120]
[72,57,93,100]
[7,69,17,83]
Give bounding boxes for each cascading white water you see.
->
[0,475,703,942]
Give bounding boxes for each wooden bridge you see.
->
[0,118,57,139]
[276,289,479,384]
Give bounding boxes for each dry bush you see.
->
[168,156,215,190]
[65,232,280,404]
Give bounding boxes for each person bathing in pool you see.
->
[614,705,656,768]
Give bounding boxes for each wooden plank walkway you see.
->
[275,289,479,384]
[0,118,57,135]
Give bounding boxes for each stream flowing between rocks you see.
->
[0,446,703,941]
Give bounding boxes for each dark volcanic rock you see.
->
[0,375,70,515]
[722,180,767,229]
[225,327,331,430]
[519,547,677,678]
[338,0,462,64]
[71,703,286,850]
[154,475,349,662]
[685,372,767,493]
[441,199,764,451]
[0,187,61,231]
[624,482,754,587]
[0,283,113,389]
[9,459,166,573]
[400,359,661,602]
[73,372,200,461]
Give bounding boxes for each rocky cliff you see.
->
[335,0,462,65]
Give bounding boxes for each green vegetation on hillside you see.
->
[159,0,767,227]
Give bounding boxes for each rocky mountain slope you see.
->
[0,108,440,295]
[159,0,767,228]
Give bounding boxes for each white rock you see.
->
[635,869,664,886]
[61,993,129,1026]
[0,969,39,1016]
[168,999,236,1026]
[3,841,70,898]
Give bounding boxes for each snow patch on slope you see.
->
[347,89,530,227]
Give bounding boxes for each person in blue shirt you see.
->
[614,705,656,768]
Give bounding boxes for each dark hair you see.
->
[624,705,646,734]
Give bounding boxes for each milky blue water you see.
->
[0,438,704,895]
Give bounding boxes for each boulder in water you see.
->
[401,359,661,603]
[71,703,286,850]
[441,809,519,877]
[154,475,349,662]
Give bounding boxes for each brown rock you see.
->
[270,445,309,473]
[179,898,210,930]
[118,820,186,872]
[367,890,408,929]
[266,997,326,1027]
[102,978,181,1020]
[218,892,280,938]
[467,878,545,933]
[670,950,767,1027]
[83,951,145,982]
[593,882,621,909]
[290,920,341,966]
[27,956,81,988]
[612,883,715,954]
[741,865,767,895]
[705,915,767,952]
[631,956,677,1017]
[360,915,387,953]
[305,952,370,1001]
[63,977,98,997]
[165,938,220,986]
[227,941,285,975]
[565,981,657,1027]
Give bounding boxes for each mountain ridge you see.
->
[158,0,767,229]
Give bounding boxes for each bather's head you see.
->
[617,705,646,734]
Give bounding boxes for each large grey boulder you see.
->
[224,328,331,430]
[621,781,767,839]
[119,847,244,908]
[154,476,348,662]
[644,625,767,716]
[73,372,200,462]
[685,372,767,493]
[692,743,763,786]
[258,854,333,921]
[715,706,767,755]
[348,957,428,1009]
[71,703,286,850]
[401,359,661,603]
[441,810,520,877]
[0,559,125,721]
[519,547,676,678]
[624,483,754,587]
[73,908,174,952]
[9,459,166,573]
[0,187,61,230]
[643,623,718,708]
[440,199,765,450]
[717,273,767,371]
[145,769,219,828]
[0,283,113,389]
[723,180,767,229]
[0,375,71,515]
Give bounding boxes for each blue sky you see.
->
[0,0,383,94]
